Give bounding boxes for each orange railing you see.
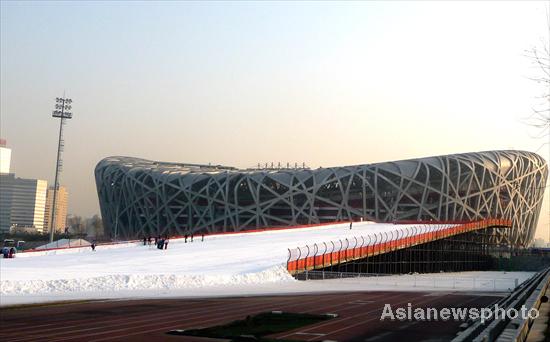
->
[286,218,511,274]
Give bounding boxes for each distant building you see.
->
[44,186,69,234]
[0,138,11,174]
[0,174,48,232]
[0,174,14,232]
[0,140,50,233]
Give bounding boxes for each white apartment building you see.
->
[0,139,49,233]
[0,138,11,174]
[0,174,48,232]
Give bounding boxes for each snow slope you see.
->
[0,223,413,294]
[1,221,527,306]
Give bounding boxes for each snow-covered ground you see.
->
[0,271,533,306]
[0,222,534,306]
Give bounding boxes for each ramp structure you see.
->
[287,218,511,275]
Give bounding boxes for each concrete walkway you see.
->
[526,287,549,342]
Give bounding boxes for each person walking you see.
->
[184,234,188,243]
[164,237,169,250]
[91,241,96,251]
[191,234,194,242]
[143,236,147,246]
[349,222,353,229]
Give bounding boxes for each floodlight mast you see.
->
[49,97,73,243]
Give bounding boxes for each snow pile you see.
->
[1,265,293,295]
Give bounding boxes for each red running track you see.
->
[0,291,501,341]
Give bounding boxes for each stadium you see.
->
[2,151,548,340]
[95,150,547,248]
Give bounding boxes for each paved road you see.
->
[0,291,501,341]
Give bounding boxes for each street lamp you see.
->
[49,97,73,243]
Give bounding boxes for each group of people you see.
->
[141,233,206,250]
[187,234,207,243]
[143,235,170,250]
[183,234,204,243]
[1,247,16,258]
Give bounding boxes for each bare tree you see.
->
[525,6,550,142]
[67,215,85,236]
[88,215,104,237]
[524,5,550,244]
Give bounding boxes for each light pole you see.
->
[50,97,73,243]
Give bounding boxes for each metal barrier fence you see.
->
[295,270,520,292]
[287,218,511,275]
[295,271,388,280]
[452,267,550,342]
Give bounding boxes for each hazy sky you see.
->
[1,1,549,239]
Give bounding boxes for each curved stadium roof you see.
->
[95,150,547,247]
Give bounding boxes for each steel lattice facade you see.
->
[95,151,547,247]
